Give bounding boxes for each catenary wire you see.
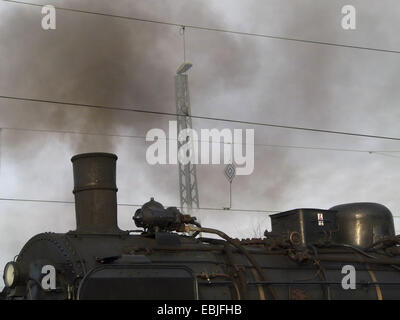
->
[0,197,279,214]
[2,126,400,156]
[2,95,400,142]
[1,197,400,217]
[2,0,400,55]
[1,2,400,227]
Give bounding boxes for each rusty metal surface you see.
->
[290,287,307,300]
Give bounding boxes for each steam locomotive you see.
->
[2,152,400,300]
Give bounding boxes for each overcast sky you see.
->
[1,0,400,285]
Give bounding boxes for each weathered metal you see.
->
[269,208,337,246]
[175,73,200,211]
[3,153,400,300]
[71,153,123,234]
[330,202,395,248]
[6,230,400,300]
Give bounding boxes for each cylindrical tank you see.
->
[330,202,395,248]
[71,152,123,234]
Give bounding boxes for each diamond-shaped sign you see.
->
[224,163,236,183]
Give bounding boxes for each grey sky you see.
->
[1,0,400,285]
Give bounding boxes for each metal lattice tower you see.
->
[175,69,199,210]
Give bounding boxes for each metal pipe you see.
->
[185,225,279,299]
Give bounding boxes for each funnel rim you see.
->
[71,152,118,162]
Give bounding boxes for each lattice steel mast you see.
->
[175,64,200,210]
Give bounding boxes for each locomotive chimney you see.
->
[71,153,123,234]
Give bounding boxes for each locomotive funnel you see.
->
[71,152,123,234]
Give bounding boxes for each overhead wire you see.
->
[2,95,400,142]
[1,0,400,219]
[2,0,400,55]
[1,197,400,219]
[2,126,400,156]
[0,197,278,214]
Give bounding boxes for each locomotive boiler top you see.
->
[2,152,400,300]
